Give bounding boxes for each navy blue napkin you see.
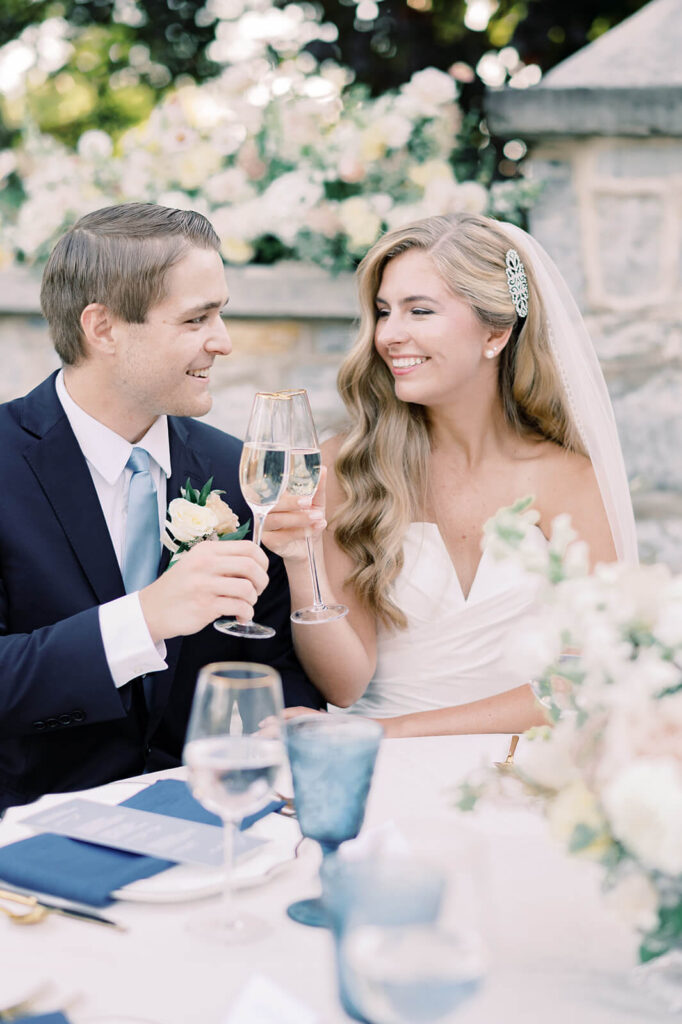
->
[0,779,285,907]
[10,1016,71,1024]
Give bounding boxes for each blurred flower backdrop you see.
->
[0,0,649,270]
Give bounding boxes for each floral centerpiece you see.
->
[465,499,682,972]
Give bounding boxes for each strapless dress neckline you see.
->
[331,521,546,719]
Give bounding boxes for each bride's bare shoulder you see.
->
[531,441,616,563]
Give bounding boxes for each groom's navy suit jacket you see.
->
[0,373,321,811]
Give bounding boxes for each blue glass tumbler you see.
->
[320,853,447,1022]
[285,714,383,927]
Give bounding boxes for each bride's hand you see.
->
[282,706,328,719]
[262,467,327,562]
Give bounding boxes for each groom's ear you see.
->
[80,303,117,357]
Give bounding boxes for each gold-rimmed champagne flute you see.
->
[281,389,348,624]
[214,391,290,639]
[183,662,285,944]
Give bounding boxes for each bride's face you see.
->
[373,249,497,408]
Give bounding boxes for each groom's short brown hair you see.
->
[40,202,221,365]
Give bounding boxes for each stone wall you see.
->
[0,263,358,441]
[526,136,682,568]
[486,0,682,570]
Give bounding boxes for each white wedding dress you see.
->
[332,521,545,718]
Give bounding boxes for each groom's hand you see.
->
[139,539,269,642]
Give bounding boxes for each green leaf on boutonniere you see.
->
[218,520,250,541]
[181,476,201,503]
[198,476,214,506]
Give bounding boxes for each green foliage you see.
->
[219,520,250,541]
[640,897,682,962]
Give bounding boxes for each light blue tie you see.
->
[123,447,161,595]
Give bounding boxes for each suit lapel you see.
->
[22,379,124,604]
[161,418,214,571]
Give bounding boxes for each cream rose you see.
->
[602,758,682,875]
[206,491,240,534]
[167,497,218,543]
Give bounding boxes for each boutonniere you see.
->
[162,476,249,566]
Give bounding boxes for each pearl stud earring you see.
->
[485,348,496,359]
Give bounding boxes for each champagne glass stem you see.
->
[221,819,236,932]
[252,510,267,548]
[306,535,327,611]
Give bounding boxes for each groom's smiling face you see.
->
[107,245,231,437]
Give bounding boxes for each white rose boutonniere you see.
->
[162,476,249,567]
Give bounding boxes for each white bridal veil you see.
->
[499,222,639,565]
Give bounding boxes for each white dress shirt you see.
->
[56,370,171,690]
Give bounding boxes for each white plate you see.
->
[111,814,300,903]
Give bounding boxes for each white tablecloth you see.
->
[0,735,667,1023]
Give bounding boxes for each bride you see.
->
[263,213,638,736]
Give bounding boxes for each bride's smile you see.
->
[373,248,506,406]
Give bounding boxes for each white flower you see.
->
[548,513,578,557]
[220,237,255,265]
[166,497,218,544]
[204,167,255,205]
[338,196,382,252]
[408,159,454,189]
[77,130,113,161]
[604,868,659,932]
[516,721,581,791]
[504,610,564,683]
[655,576,682,648]
[369,112,413,151]
[399,68,456,118]
[453,181,489,214]
[602,758,682,875]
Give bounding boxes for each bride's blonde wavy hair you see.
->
[334,212,584,629]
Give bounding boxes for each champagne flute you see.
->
[183,661,284,943]
[283,389,348,624]
[214,391,290,638]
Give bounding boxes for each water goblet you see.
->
[285,714,383,927]
[214,391,290,638]
[281,388,348,624]
[341,922,486,1023]
[183,661,285,943]
[320,853,485,1023]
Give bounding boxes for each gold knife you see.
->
[0,886,127,931]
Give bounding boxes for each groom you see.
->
[0,202,321,812]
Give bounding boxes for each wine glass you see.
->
[285,714,382,927]
[281,389,348,624]
[183,661,285,943]
[214,391,290,638]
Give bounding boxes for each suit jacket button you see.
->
[32,720,46,731]
[45,717,58,729]
[72,709,86,723]
[58,714,72,726]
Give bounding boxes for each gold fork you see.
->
[0,890,48,925]
[494,734,519,772]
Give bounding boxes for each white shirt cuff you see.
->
[99,593,168,689]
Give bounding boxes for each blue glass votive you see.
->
[320,853,448,1022]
